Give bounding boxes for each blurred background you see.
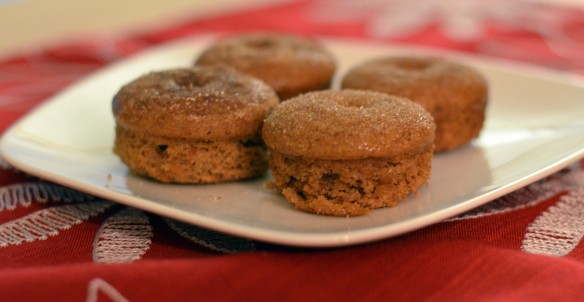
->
[0,0,276,58]
[1,0,583,68]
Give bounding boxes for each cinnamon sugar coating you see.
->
[113,66,278,183]
[113,66,279,141]
[195,32,336,100]
[262,90,435,160]
[262,90,435,216]
[341,56,488,152]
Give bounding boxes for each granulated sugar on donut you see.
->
[112,66,279,183]
[262,89,436,216]
[342,56,488,152]
[195,32,336,100]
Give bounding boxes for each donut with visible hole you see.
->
[342,57,488,152]
[112,66,279,183]
[262,89,435,216]
[196,32,336,100]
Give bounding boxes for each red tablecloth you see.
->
[2,0,584,300]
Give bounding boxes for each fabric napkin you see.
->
[1,0,584,300]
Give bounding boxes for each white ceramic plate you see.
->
[2,35,584,247]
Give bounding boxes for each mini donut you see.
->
[113,66,279,183]
[195,32,336,100]
[262,90,435,216]
[341,56,488,152]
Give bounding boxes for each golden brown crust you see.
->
[341,57,488,152]
[113,66,277,183]
[263,89,434,216]
[268,148,433,217]
[113,66,279,141]
[195,32,336,100]
[114,127,268,183]
[262,90,435,160]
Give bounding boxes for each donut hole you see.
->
[335,97,377,109]
[392,58,433,71]
[172,75,207,89]
[246,38,277,49]
[158,76,207,92]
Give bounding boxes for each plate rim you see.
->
[2,34,584,247]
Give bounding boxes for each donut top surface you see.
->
[341,57,488,112]
[195,32,336,96]
[113,66,279,140]
[262,90,435,160]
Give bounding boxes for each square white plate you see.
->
[2,35,584,247]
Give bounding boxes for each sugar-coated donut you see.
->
[113,66,279,183]
[341,56,488,152]
[195,32,336,100]
[262,89,435,216]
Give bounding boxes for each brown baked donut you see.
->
[262,89,435,216]
[195,32,336,100]
[341,57,488,152]
[113,66,279,183]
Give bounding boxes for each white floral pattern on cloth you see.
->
[0,177,109,246]
[310,0,571,39]
[2,160,583,259]
[86,278,129,302]
[0,200,113,247]
[93,207,153,264]
[448,163,584,257]
[1,182,97,211]
[0,160,257,259]
[308,0,584,72]
[522,188,584,256]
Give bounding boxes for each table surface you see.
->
[2,0,583,58]
[0,0,279,58]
